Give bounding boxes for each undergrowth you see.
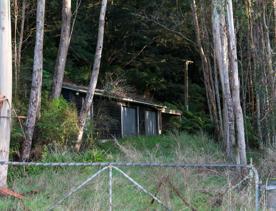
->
[1,133,259,210]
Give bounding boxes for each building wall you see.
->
[93,98,121,139]
[62,88,160,139]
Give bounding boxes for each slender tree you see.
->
[13,0,18,93]
[246,0,276,146]
[21,0,45,161]
[75,0,107,151]
[226,0,247,165]
[212,0,235,160]
[51,0,72,99]
[191,0,222,139]
[0,0,12,187]
[17,0,26,83]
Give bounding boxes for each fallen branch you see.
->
[150,174,198,211]
[150,175,169,204]
[167,179,198,211]
[0,187,24,199]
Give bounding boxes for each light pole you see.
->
[184,60,193,112]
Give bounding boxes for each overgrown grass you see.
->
[98,132,225,163]
[1,133,257,210]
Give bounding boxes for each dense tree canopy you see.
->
[3,0,275,163]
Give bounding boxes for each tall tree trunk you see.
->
[0,0,12,187]
[21,0,45,161]
[75,0,107,151]
[262,0,276,145]
[213,53,223,139]
[274,0,276,43]
[191,0,221,138]
[245,0,264,145]
[212,0,235,160]
[248,0,276,146]
[17,0,26,84]
[226,0,247,165]
[51,0,72,99]
[13,0,18,94]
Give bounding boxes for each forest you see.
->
[0,0,275,209]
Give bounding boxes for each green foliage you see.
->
[8,146,107,182]
[244,116,259,148]
[37,98,78,147]
[40,147,107,163]
[181,111,213,134]
[10,121,23,159]
[163,101,213,134]
[10,99,29,160]
[80,120,96,150]
[99,132,224,161]
[13,0,255,148]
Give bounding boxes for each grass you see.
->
[1,133,257,210]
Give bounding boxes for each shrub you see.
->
[36,98,78,148]
[181,110,213,134]
[41,147,107,163]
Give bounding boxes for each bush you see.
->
[41,147,107,163]
[181,110,213,134]
[36,98,78,148]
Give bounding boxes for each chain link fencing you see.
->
[0,161,260,211]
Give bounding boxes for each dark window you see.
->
[122,107,137,136]
[145,110,157,135]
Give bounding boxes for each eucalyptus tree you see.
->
[226,0,246,165]
[212,0,247,164]
[191,0,222,139]
[212,0,235,159]
[75,0,107,151]
[51,0,72,99]
[21,0,45,161]
[243,0,276,146]
[17,0,26,86]
[0,0,12,187]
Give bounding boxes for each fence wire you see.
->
[0,162,260,211]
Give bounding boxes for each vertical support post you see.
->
[250,164,260,211]
[157,110,162,135]
[136,106,140,135]
[255,170,259,211]
[120,104,124,138]
[0,0,12,188]
[184,60,193,112]
[109,165,112,211]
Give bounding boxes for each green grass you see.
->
[1,133,256,210]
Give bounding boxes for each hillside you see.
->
[1,133,261,210]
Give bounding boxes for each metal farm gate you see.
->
[0,161,260,211]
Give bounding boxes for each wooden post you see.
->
[184,60,193,112]
[0,0,12,188]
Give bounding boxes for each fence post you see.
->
[249,163,260,211]
[109,165,113,211]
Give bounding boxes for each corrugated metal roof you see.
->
[62,82,182,116]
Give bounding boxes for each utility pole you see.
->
[0,0,12,188]
[184,60,193,112]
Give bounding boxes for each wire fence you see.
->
[0,161,260,211]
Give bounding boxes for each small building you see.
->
[62,82,181,139]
